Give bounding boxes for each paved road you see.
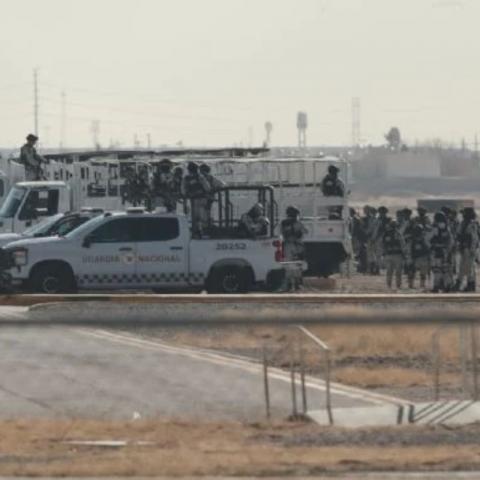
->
[0,306,399,420]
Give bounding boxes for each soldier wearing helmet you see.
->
[19,133,47,181]
[407,223,431,290]
[373,206,390,270]
[321,165,345,197]
[238,203,270,239]
[430,211,454,293]
[281,206,308,261]
[182,162,211,237]
[454,207,478,292]
[414,206,431,228]
[381,219,406,289]
[199,163,225,225]
[360,205,379,274]
[152,159,176,212]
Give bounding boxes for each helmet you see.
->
[159,158,172,173]
[26,133,38,142]
[378,206,388,214]
[173,166,183,176]
[403,208,412,217]
[286,205,300,217]
[363,205,370,214]
[328,165,339,174]
[434,211,446,223]
[199,164,211,174]
[418,206,427,215]
[462,207,476,219]
[441,206,451,215]
[250,203,264,217]
[187,162,198,173]
[349,207,357,216]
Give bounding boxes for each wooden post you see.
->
[262,345,271,419]
[299,337,307,414]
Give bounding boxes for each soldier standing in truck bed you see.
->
[19,134,47,181]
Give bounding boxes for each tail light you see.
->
[273,240,284,262]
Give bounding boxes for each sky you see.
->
[0,0,478,149]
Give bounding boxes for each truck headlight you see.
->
[11,248,28,266]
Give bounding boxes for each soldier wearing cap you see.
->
[455,207,479,292]
[19,134,47,181]
[238,203,270,239]
[182,162,211,237]
[281,206,308,261]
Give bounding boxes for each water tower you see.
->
[297,111,308,148]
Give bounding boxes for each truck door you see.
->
[15,188,60,232]
[134,216,188,288]
[76,217,137,289]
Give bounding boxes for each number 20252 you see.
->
[216,242,247,251]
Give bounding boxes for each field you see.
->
[0,419,479,476]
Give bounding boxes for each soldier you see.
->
[281,206,308,261]
[374,206,390,270]
[407,223,431,290]
[182,162,211,237]
[349,207,363,266]
[19,134,47,181]
[361,205,379,274]
[445,207,460,277]
[171,166,185,212]
[414,206,431,228]
[321,164,345,219]
[238,203,270,239]
[152,159,176,212]
[430,211,454,293]
[199,163,225,226]
[455,207,479,292]
[382,219,406,289]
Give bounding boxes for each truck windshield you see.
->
[0,186,27,218]
[22,213,64,236]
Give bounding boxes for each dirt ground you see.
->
[1,419,480,476]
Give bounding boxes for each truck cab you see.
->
[0,182,71,234]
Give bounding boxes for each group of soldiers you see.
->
[350,205,479,292]
[123,159,225,236]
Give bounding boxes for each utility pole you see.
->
[60,90,66,151]
[33,68,39,136]
[351,97,361,147]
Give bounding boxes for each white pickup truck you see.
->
[4,209,301,294]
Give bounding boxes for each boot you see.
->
[452,279,461,292]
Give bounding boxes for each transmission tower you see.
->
[351,97,361,146]
[60,90,66,150]
[264,121,273,147]
[297,112,308,148]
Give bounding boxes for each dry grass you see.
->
[0,419,480,476]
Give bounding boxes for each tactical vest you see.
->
[382,231,402,255]
[430,227,450,259]
[458,221,472,251]
[184,174,206,198]
[322,175,342,196]
[411,236,429,259]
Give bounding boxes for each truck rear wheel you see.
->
[207,266,251,294]
[30,264,76,294]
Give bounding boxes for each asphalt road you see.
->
[0,306,398,420]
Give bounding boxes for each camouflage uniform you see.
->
[382,221,406,289]
[239,203,270,239]
[281,206,308,261]
[408,224,431,289]
[200,164,225,227]
[152,160,176,212]
[20,134,46,181]
[430,212,454,293]
[456,208,479,292]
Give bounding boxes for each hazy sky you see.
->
[0,0,478,149]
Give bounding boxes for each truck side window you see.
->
[89,218,137,243]
[136,218,179,242]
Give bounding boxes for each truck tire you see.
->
[30,264,76,294]
[207,266,251,294]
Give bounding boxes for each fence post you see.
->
[459,325,469,398]
[325,350,333,425]
[470,323,478,401]
[432,332,440,401]
[262,345,271,420]
[290,343,298,418]
[299,336,307,415]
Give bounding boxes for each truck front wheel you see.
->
[207,266,252,294]
[30,264,76,294]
